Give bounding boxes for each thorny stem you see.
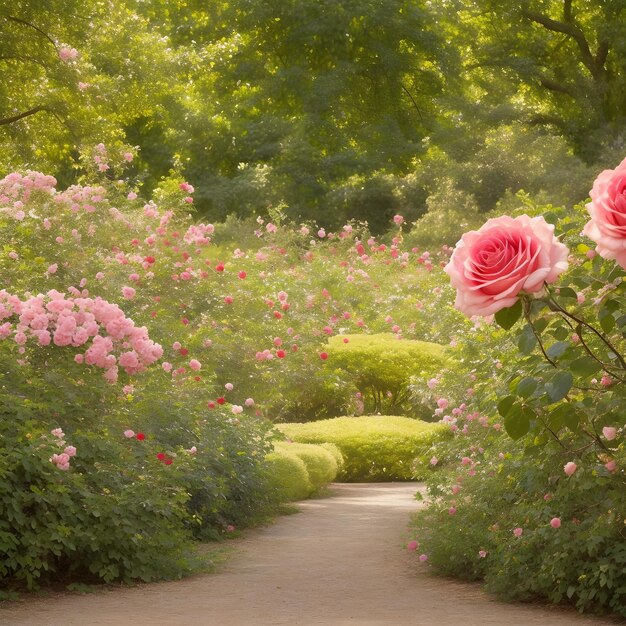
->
[559,314,626,382]
[546,291,626,370]
[522,297,556,367]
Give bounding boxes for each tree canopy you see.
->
[2,0,624,231]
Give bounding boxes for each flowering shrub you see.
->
[0,155,461,591]
[410,160,626,618]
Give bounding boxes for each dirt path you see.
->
[1,483,621,625]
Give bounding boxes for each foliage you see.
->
[437,1,626,160]
[272,441,340,493]
[264,449,313,502]
[326,334,447,416]
[4,1,620,232]
[409,190,626,617]
[278,416,450,481]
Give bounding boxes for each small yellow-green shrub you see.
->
[326,334,447,416]
[278,416,449,481]
[319,443,344,474]
[274,441,339,489]
[265,449,313,502]
[265,441,342,501]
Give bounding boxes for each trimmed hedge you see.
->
[277,416,449,481]
[265,441,343,501]
[326,334,447,416]
[265,449,313,501]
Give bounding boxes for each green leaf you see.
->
[518,324,537,355]
[549,403,579,432]
[497,395,516,417]
[570,356,602,378]
[545,371,573,403]
[551,326,569,341]
[495,300,522,330]
[504,405,532,440]
[557,287,578,299]
[546,341,569,359]
[516,377,538,399]
[599,307,615,333]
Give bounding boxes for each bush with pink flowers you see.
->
[0,157,458,592]
[408,160,626,618]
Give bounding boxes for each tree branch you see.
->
[0,105,53,126]
[401,83,424,122]
[595,40,610,69]
[521,7,600,80]
[526,113,569,130]
[539,76,577,97]
[4,16,57,50]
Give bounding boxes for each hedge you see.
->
[277,416,449,481]
[326,334,447,416]
[265,441,343,501]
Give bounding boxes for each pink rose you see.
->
[444,215,569,316]
[583,157,626,268]
[564,461,577,476]
[602,426,617,441]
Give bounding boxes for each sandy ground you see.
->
[0,482,622,626]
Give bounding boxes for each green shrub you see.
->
[264,449,313,502]
[278,416,449,481]
[0,417,198,591]
[319,443,344,475]
[273,441,339,490]
[326,334,447,416]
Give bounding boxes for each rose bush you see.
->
[1,153,461,592]
[410,161,626,618]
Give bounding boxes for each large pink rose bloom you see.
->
[583,156,626,268]
[445,215,569,317]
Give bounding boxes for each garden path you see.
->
[0,483,620,626]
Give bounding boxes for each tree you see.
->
[441,0,626,160]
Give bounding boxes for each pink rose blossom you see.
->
[407,540,419,551]
[444,215,569,316]
[189,359,201,371]
[550,517,561,528]
[605,460,617,473]
[123,429,135,438]
[418,554,428,562]
[602,426,617,441]
[478,550,488,558]
[58,46,78,62]
[582,157,626,268]
[564,461,577,476]
[513,527,523,537]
